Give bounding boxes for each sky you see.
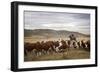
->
[24,11,90,35]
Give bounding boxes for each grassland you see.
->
[24,49,90,62]
[24,37,90,62]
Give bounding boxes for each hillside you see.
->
[24,29,90,38]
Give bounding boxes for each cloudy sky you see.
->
[24,11,90,35]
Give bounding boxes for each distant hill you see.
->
[24,29,90,38]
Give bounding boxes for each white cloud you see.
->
[42,23,75,28]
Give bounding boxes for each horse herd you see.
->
[24,39,90,56]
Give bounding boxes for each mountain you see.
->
[24,29,90,38]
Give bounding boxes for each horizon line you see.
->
[24,28,90,35]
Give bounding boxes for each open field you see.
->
[24,36,90,62]
[24,49,90,62]
[24,37,90,43]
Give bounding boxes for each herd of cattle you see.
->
[24,39,90,56]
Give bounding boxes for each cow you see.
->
[73,41,79,49]
[24,39,91,57]
[24,43,36,56]
[85,40,90,51]
[34,41,56,55]
[81,40,88,50]
[67,40,71,48]
[77,41,82,49]
[58,40,69,52]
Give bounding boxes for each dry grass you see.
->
[24,37,90,43]
[24,49,90,62]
